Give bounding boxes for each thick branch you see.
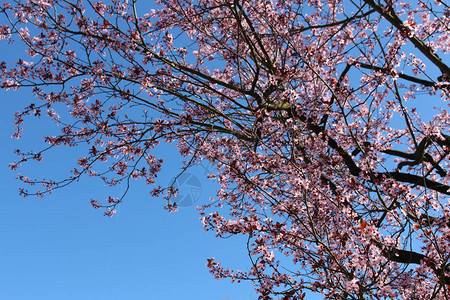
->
[363,0,450,77]
[378,171,450,195]
[381,246,426,264]
[264,103,450,195]
[291,9,376,34]
[374,240,450,284]
[358,63,436,87]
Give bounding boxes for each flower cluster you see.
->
[1,0,449,298]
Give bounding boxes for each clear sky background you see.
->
[0,88,261,300]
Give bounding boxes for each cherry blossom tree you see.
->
[1,0,449,298]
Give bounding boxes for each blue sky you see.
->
[0,91,261,300]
